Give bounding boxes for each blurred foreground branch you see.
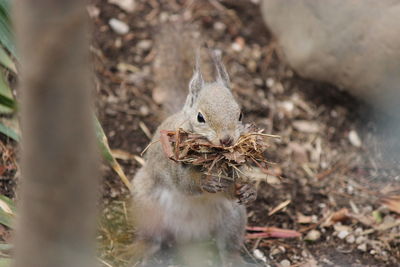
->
[13,1,99,267]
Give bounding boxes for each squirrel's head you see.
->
[183,51,243,146]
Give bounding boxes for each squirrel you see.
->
[130,26,257,267]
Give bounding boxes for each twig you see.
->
[140,140,159,156]
[98,258,113,267]
[268,199,291,216]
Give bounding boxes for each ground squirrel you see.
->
[131,28,257,267]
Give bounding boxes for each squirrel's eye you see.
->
[239,112,243,121]
[197,112,205,123]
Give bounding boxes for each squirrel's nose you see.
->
[219,136,233,147]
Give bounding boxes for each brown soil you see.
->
[92,0,399,266]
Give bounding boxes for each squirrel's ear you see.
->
[187,51,204,106]
[211,50,230,88]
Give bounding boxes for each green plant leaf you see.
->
[0,0,17,114]
[0,73,15,110]
[0,258,11,267]
[0,94,14,110]
[0,0,14,57]
[0,70,15,112]
[0,115,19,141]
[0,75,13,114]
[0,243,12,251]
[0,195,15,228]
[0,81,14,114]
[0,122,19,141]
[0,0,10,19]
[0,195,15,213]
[0,47,15,73]
[0,212,12,228]
[95,118,131,191]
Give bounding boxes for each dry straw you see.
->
[160,125,280,182]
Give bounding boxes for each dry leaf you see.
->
[157,126,279,183]
[111,149,144,166]
[160,130,174,160]
[246,226,301,239]
[322,208,350,227]
[382,196,400,214]
[331,208,350,223]
[297,212,314,224]
[269,199,291,216]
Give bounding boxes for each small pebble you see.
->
[278,246,286,254]
[305,229,321,241]
[232,37,245,52]
[253,78,264,86]
[292,255,300,260]
[363,205,373,213]
[251,46,262,59]
[253,249,267,263]
[114,38,122,48]
[357,243,367,252]
[346,184,354,194]
[346,234,355,244]
[269,247,281,256]
[337,230,349,239]
[381,250,389,260]
[273,82,285,94]
[137,40,152,51]
[159,12,169,23]
[321,258,334,265]
[108,0,136,13]
[280,259,291,267]
[354,227,363,235]
[333,223,351,232]
[280,101,295,113]
[109,18,129,35]
[232,42,242,52]
[110,188,118,198]
[139,105,149,116]
[213,21,226,31]
[355,236,366,244]
[348,130,362,147]
[247,60,257,72]
[266,78,275,88]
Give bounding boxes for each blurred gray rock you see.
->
[261,0,400,116]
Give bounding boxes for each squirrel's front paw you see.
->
[235,183,257,205]
[201,176,232,193]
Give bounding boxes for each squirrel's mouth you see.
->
[209,135,235,147]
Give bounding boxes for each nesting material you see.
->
[159,125,279,182]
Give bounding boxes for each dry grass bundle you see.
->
[159,125,280,182]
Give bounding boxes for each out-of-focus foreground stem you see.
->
[12,1,99,267]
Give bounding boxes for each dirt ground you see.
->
[2,0,397,267]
